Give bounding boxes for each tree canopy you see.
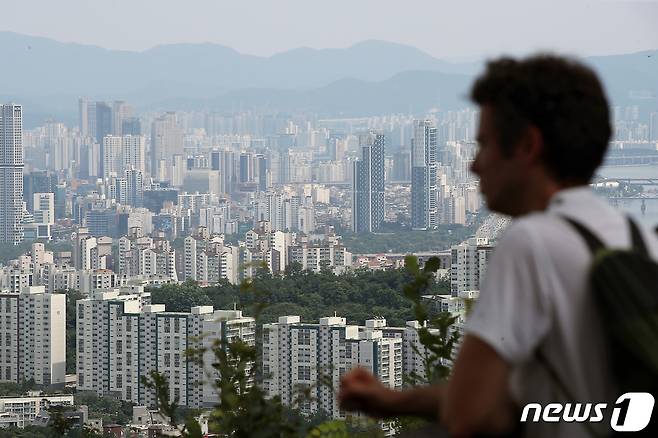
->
[149,266,449,326]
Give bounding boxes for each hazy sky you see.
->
[2,0,658,59]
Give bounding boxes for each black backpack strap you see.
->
[627,217,649,257]
[561,216,606,255]
[564,216,650,258]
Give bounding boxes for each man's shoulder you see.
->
[497,213,563,250]
[501,206,658,261]
[493,212,591,268]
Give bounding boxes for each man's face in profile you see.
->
[471,105,527,216]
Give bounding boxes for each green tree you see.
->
[74,391,133,425]
[149,266,449,328]
[0,379,36,397]
[0,241,73,265]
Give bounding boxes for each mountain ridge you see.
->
[1,32,656,127]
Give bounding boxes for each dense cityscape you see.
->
[0,99,496,435]
[0,89,655,435]
[1,7,658,436]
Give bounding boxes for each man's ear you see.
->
[514,124,544,165]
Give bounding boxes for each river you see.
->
[597,164,658,228]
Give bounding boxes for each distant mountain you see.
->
[0,32,474,97]
[587,50,658,101]
[157,70,473,117]
[1,31,656,127]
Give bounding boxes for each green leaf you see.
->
[184,417,203,438]
[423,256,441,274]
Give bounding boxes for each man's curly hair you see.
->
[471,55,611,184]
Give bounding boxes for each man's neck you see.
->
[509,178,579,217]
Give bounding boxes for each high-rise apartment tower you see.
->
[352,131,385,233]
[411,120,439,230]
[0,104,24,244]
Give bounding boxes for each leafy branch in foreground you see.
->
[141,370,203,438]
[394,256,462,434]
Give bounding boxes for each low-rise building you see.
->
[0,394,74,428]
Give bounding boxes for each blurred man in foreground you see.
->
[338,55,658,437]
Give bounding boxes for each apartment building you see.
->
[411,119,439,230]
[184,231,239,284]
[77,291,254,408]
[0,104,24,245]
[352,131,385,233]
[287,242,352,274]
[0,286,66,386]
[118,228,177,282]
[450,237,494,296]
[262,316,402,420]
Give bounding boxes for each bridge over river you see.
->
[593,177,658,186]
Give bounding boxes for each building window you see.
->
[298,330,311,345]
[297,348,311,362]
[298,366,311,381]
